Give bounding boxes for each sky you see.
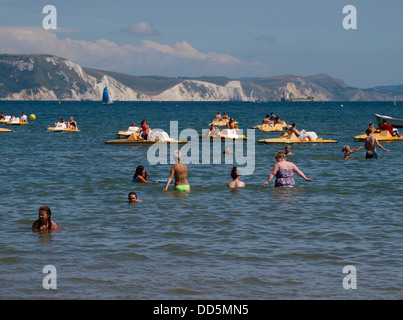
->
[0,0,402,88]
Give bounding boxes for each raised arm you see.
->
[350,146,363,153]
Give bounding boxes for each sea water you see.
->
[0,101,401,299]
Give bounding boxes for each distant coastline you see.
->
[1,54,403,102]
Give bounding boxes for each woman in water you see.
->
[262,151,312,187]
[227,166,245,188]
[163,150,190,192]
[32,206,58,232]
[132,165,159,183]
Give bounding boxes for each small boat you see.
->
[252,121,288,132]
[258,131,337,144]
[0,128,12,133]
[106,131,188,144]
[199,129,249,140]
[353,130,403,142]
[375,113,403,128]
[0,115,11,123]
[208,119,238,127]
[117,125,139,138]
[47,122,80,132]
[6,117,28,125]
[102,86,113,104]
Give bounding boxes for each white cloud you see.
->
[122,22,159,35]
[0,26,270,77]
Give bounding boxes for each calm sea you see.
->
[0,100,401,300]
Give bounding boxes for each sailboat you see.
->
[102,86,113,104]
[250,89,255,102]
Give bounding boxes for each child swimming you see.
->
[32,206,58,233]
[342,145,363,160]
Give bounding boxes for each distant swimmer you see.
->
[222,146,235,154]
[164,150,190,192]
[227,166,245,188]
[342,145,362,160]
[32,206,58,233]
[262,151,312,187]
[364,129,389,159]
[132,165,159,183]
[128,192,142,204]
[284,145,293,155]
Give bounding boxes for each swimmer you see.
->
[32,206,58,233]
[364,129,389,159]
[262,151,312,187]
[128,192,142,203]
[222,146,235,154]
[132,165,159,183]
[227,166,245,188]
[342,145,362,160]
[284,145,293,155]
[164,150,190,192]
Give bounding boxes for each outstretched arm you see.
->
[350,146,363,153]
[376,140,389,152]
[293,164,313,181]
[262,164,278,186]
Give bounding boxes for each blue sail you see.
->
[102,86,113,104]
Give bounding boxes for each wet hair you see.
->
[383,119,387,123]
[128,192,137,200]
[133,165,148,180]
[231,166,240,180]
[369,122,374,126]
[38,206,52,230]
[366,128,372,134]
[275,150,286,160]
[291,123,296,128]
[174,150,182,163]
[342,145,349,152]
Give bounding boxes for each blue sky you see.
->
[0,0,402,88]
